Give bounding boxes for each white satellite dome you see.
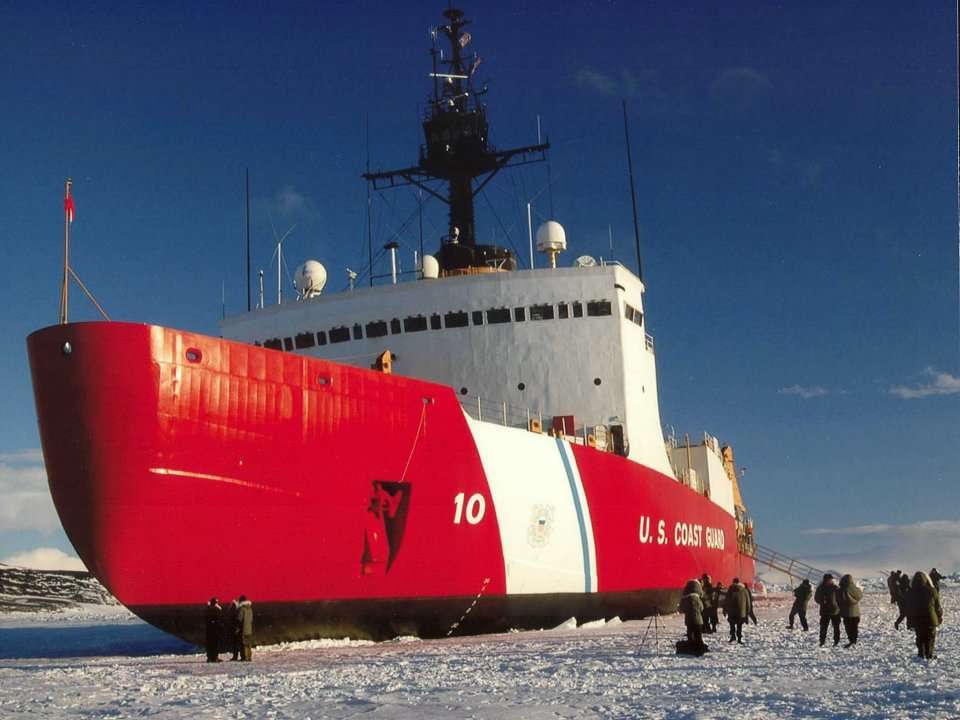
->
[573,255,597,268]
[536,220,567,252]
[536,220,567,268]
[294,260,327,299]
[421,254,440,279]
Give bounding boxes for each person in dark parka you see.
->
[723,578,750,643]
[814,573,841,647]
[894,573,911,630]
[745,584,758,625]
[679,579,707,654]
[204,597,222,662]
[237,595,254,661]
[838,574,864,646]
[789,579,812,630]
[930,568,944,592]
[711,581,725,632]
[700,574,716,633]
[907,571,943,659]
[887,570,901,604]
[224,598,241,660]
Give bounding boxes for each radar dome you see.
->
[294,260,327,299]
[536,221,567,252]
[574,255,597,268]
[536,220,567,268]
[421,254,440,279]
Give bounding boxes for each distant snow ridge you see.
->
[0,563,117,612]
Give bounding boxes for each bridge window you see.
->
[283,337,294,351]
[264,338,283,350]
[587,300,612,317]
[486,307,510,324]
[366,320,388,338]
[316,331,327,346]
[444,311,469,328]
[625,303,644,327]
[472,310,484,326]
[294,332,315,350]
[352,323,363,340]
[558,303,569,319]
[329,326,351,343]
[529,304,554,321]
[572,301,583,318]
[404,315,428,332]
[514,307,525,322]
[430,313,442,330]
[390,318,402,334]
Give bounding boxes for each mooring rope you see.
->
[446,576,491,637]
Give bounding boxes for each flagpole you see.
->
[60,178,72,324]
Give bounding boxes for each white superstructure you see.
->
[221,261,676,479]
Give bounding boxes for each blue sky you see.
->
[0,1,956,571]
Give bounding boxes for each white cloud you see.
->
[796,519,960,578]
[573,67,650,98]
[889,368,960,399]
[778,384,828,399]
[0,449,60,534]
[1,547,86,571]
[268,186,319,222]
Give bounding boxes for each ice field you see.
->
[1,590,958,719]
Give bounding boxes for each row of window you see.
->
[258,299,615,351]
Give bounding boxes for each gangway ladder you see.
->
[749,543,828,584]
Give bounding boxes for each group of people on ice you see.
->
[204,596,255,662]
[886,569,944,659]
[678,575,757,654]
[679,569,945,660]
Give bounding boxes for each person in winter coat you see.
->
[700,574,716,633]
[814,574,841,647]
[894,573,911,630]
[224,598,241,660]
[887,570,901,604]
[745,584,758,625]
[929,568,944,592]
[204,597,222,662]
[789,579,812,631]
[838,574,864,646]
[679,579,706,654]
[237,595,254,661]
[711,581,725,632]
[907,571,943,659]
[723,578,751,643]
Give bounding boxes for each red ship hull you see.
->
[28,322,754,644]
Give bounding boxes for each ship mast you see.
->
[363,6,549,275]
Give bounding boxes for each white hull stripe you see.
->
[554,438,597,593]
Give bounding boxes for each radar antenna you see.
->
[363,6,549,275]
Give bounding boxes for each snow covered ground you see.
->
[1,590,958,719]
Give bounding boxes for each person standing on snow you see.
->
[679,579,707,655]
[894,573,911,630]
[887,570,901,605]
[838,574,864,647]
[929,568,944,592]
[204,597,222,662]
[700,574,716,634]
[814,573,841,647]
[723,577,750,643]
[237,595,254,661]
[789,578,812,631]
[907,571,943,659]
[710,582,724,633]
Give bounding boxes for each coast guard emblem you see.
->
[527,505,554,547]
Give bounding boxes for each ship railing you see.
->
[748,543,828,584]
[458,395,542,431]
[457,395,609,448]
[644,333,655,352]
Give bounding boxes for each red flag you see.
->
[64,194,74,223]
